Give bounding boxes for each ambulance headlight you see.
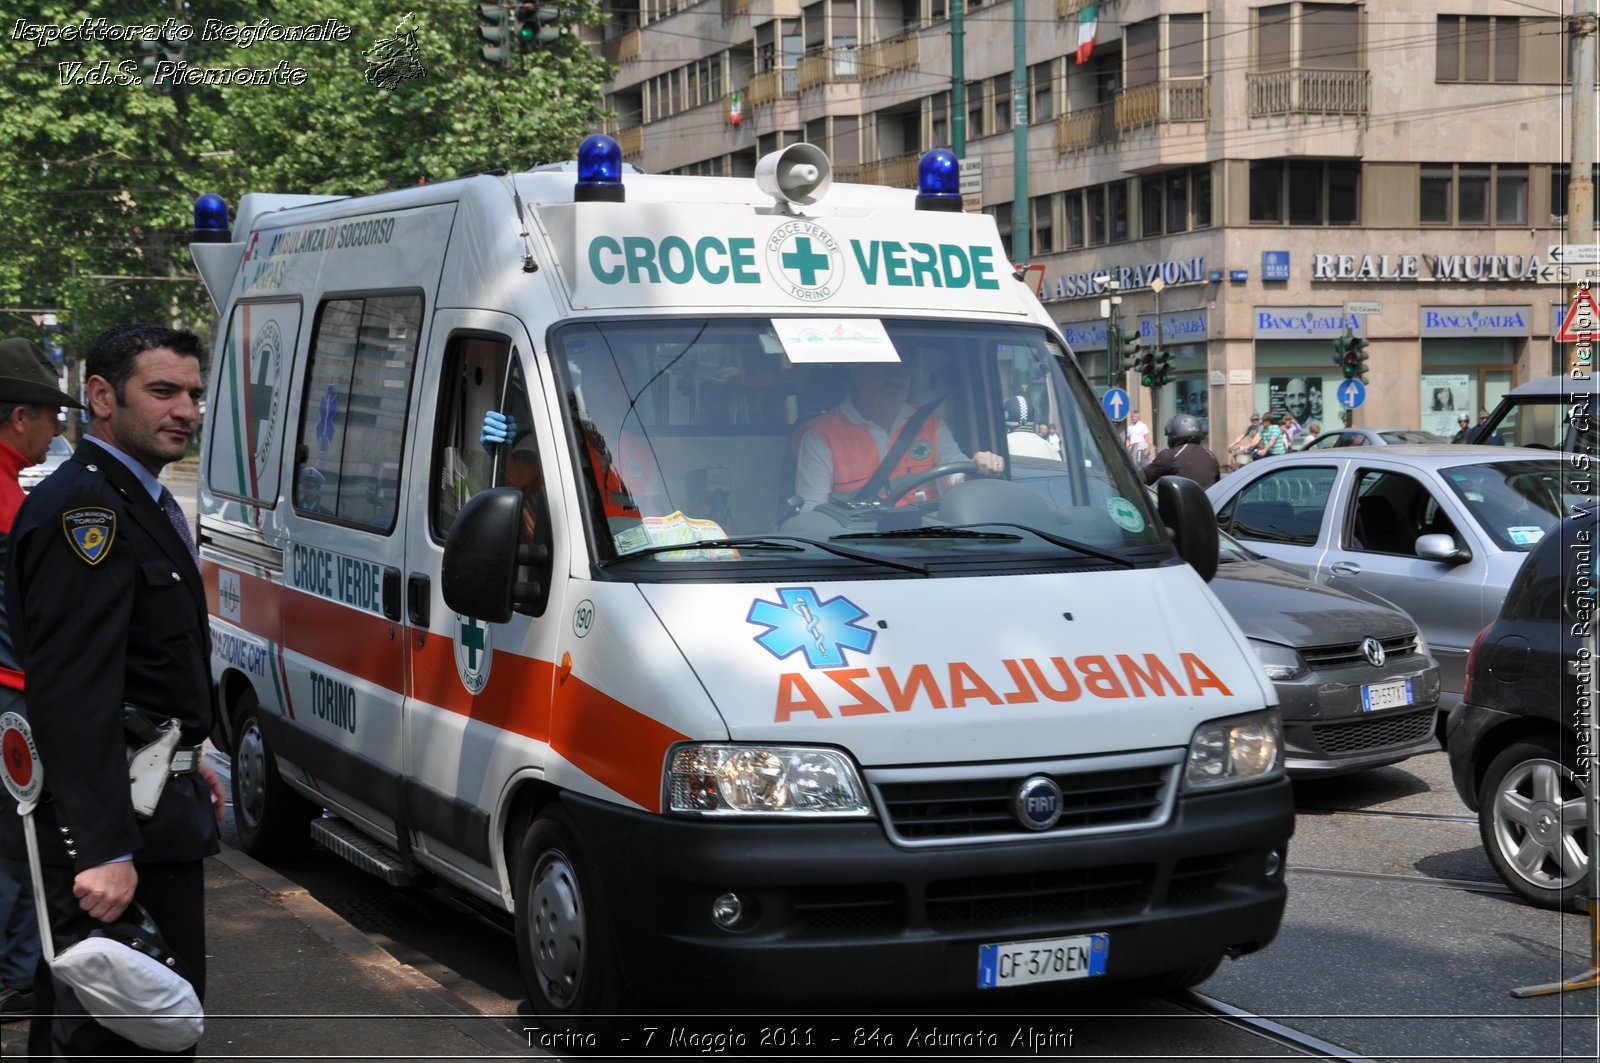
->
[667,744,872,817]
[575,134,625,203]
[1181,711,1283,792]
[915,149,963,213]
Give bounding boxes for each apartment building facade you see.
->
[600,0,1586,447]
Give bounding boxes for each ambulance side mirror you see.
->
[442,489,526,623]
[1155,476,1219,583]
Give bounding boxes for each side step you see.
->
[310,817,429,887]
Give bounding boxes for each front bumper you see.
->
[565,777,1294,1005]
[1276,655,1441,777]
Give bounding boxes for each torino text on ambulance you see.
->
[189,137,1294,1023]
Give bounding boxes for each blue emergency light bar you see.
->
[575,134,625,203]
[915,149,963,212]
[193,192,232,243]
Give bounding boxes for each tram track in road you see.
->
[1172,991,1378,1061]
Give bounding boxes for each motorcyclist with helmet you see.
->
[1141,413,1221,488]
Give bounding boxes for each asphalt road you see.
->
[194,749,1596,1062]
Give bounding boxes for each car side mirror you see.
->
[442,488,546,622]
[1415,533,1470,565]
[1155,475,1219,583]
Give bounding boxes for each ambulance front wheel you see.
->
[514,806,626,1023]
[231,692,317,861]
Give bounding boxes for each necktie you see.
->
[159,486,198,562]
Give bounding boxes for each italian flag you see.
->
[1075,3,1099,65]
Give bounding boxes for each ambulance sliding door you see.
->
[401,311,563,889]
[279,290,421,845]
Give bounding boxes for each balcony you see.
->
[799,47,861,91]
[615,125,644,161]
[1056,103,1113,152]
[860,151,921,189]
[1115,77,1209,132]
[1247,68,1369,118]
[602,28,640,65]
[860,34,919,82]
[746,68,786,108]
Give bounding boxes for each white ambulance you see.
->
[189,137,1292,1018]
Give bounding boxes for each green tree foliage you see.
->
[0,1,613,347]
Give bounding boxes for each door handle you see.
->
[1330,561,1361,576]
[381,566,401,622]
[407,572,430,626]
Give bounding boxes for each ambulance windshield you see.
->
[550,317,1165,570]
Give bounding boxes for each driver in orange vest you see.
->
[794,360,1004,509]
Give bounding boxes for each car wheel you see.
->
[1478,738,1589,911]
[230,691,317,860]
[514,806,625,1026]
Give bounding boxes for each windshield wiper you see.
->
[834,527,1023,542]
[945,522,1137,568]
[602,535,928,574]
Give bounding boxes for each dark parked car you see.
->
[1467,375,1598,452]
[1447,502,1597,910]
[1212,530,1440,777]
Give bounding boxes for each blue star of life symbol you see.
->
[316,385,339,451]
[747,586,876,669]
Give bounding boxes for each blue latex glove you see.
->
[481,410,518,450]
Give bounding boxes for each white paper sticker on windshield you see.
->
[773,318,900,364]
[1506,525,1545,546]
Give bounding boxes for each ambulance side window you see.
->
[429,332,519,539]
[294,291,423,532]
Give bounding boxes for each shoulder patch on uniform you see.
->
[61,507,116,565]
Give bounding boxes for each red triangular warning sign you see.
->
[1555,285,1599,342]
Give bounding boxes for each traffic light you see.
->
[478,1,514,66]
[513,1,562,49]
[1120,326,1145,371]
[139,35,184,92]
[1138,349,1158,388]
[1153,349,1173,387]
[1335,328,1371,382]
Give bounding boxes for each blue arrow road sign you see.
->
[1337,379,1366,410]
[1102,387,1131,422]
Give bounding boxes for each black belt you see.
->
[169,746,203,775]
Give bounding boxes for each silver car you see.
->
[18,434,70,491]
[1211,531,1440,776]
[1300,427,1446,450]
[1206,446,1589,715]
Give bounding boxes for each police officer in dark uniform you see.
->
[6,323,225,1058]
[1141,413,1222,489]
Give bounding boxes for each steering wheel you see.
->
[853,460,978,504]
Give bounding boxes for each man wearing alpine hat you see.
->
[0,337,84,1026]
[6,323,225,1057]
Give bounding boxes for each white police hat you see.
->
[50,902,204,1052]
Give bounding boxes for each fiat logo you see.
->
[1361,636,1386,667]
[1014,775,1064,831]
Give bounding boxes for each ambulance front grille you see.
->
[874,763,1173,843]
[925,865,1150,929]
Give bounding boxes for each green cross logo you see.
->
[454,613,492,695]
[765,220,842,301]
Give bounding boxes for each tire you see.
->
[513,806,625,1025]
[1477,738,1589,911]
[230,692,317,861]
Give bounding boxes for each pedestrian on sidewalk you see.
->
[1125,410,1152,468]
[0,337,85,1025]
[5,323,226,1058]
